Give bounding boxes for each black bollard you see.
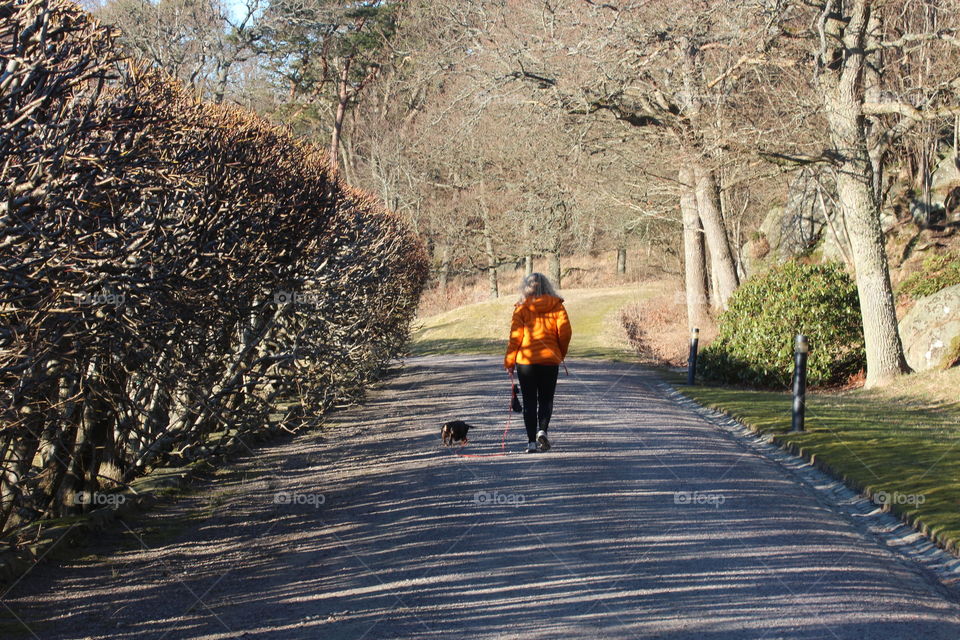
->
[791,334,809,432]
[687,328,700,385]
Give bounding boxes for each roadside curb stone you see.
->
[658,380,960,598]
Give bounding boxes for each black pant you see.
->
[516,364,560,442]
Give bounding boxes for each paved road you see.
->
[7,356,960,639]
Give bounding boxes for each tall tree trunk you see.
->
[480,215,498,298]
[477,182,499,298]
[677,40,738,309]
[329,60,352,172]
[524,254,533,276]
[818,0,909,387]
[616,247,627,275]
[692,161,739,309]
[680,168,709,328]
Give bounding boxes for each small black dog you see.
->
[441,420,475,446]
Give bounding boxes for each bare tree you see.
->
[481,0,753,309]
[767,0,960,386]
[680,167,709,328]
[259,0,399,172]
[96,0,265,104]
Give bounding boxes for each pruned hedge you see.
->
[0,0,428,536]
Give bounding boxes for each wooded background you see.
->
[80,0,960,387]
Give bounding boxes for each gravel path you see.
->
[6,355,960,639]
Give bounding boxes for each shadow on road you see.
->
[6,356,960,639]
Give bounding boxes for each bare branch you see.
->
[863,101,960,122]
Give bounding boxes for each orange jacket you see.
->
[504,295,572,367]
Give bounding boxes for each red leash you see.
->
[452,370,515,458]
[450,364,568,458]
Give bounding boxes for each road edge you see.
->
[655,378,960,601]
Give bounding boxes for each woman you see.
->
[504,272,572,453]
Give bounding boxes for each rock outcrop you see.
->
[899,284,960,371]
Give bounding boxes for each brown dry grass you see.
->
[861,365,960,410]
[618,284,718,366]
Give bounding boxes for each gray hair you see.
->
[518,272,559,302]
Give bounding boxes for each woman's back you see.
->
[506,294,571,366]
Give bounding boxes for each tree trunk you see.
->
[212,61,232,105]
[477,182,499,299]
[818,0,909,387]
[339,126,359,186]
[36,368,80,516]
[833,148,909,386]
[677,40,738,309]
[329,60,352,172]
[0,367,50,530]
[616,248,627,275]
[706,243,719,311]
[548,252,561,288]
[438,245,450,293]
[680,168,709,328]
[487,262,498,298]
[481,223,498,298]
[692,161,739,309]
[585,217,597,255]
[524,254,533,276]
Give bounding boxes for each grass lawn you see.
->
[411,283,659,361]
[669,366,960,553]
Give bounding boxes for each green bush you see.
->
[899,251,960,300]
[700,261,865,388]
